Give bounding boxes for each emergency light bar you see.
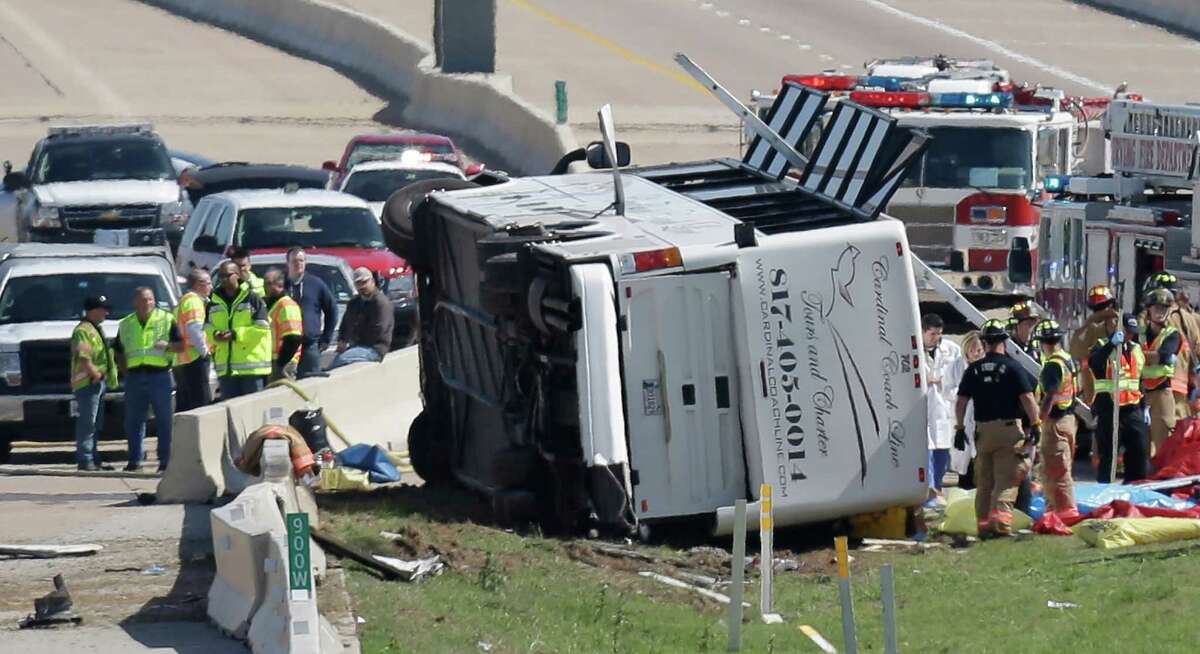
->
[846,90,1013,110]
[782,74,859,91]
[1043,175,1070,193]
[935,92,1012,109]
[46,123,153,138]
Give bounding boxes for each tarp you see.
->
[1034,500,1200,536]
[335,444,402,484]
[939,489,1033,535]
[1150,418,1200,480]
[1073,517,1200,549]
[1073,482,1196,514]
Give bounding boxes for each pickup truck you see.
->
[386,82,932,536]
[0,244,179,462]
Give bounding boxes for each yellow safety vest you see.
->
[118,309,174,370]
[174,291,208,366]
[269,295,303,366]
[1093,340,1145,406]
[206,286,271,377]
[245,272,265,298]
[1042,350,1077,411]
[1141,324,1179,389]
[70,320,118,392]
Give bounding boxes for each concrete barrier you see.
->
[140,0,577,174]
[208,482,286,638]
[159,348,422,503]
[1080,1,1200,40]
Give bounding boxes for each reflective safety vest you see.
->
[70,320,117,392]
[206,287,272,378]
[118,309,175,370]
[244,272,265,298]
[1141,323,1183,393]
[1042,350,1077,411]
[269,295,303,365]
[174,291,208,366]
[1093,340,1145,406]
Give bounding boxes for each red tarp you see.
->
[1149,418,1200,480]
[1034,500,1200,536]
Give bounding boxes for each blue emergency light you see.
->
[1043,175,1071,193]
[860,76,911,92]
[932,92,1012,109]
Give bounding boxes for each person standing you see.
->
[207,260,272,398]
[922,314,965,500]
[230,247,264,297]
[70,296,118,471]
[284,247,338,377]
[114,287,182,472]
[1088,313,1150,484]
[173,268,213,412]
[1010,302,1043,365]
[951,330,985,490]
[264,269,303,382]
[1142,272,1199,420]
[332,267,393,369]
[1033,319,1078,515]
[955,319,1040,538]
[1141,288,1182,455]
[1071,285,1121,405]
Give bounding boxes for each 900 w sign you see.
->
[287,513,312,595]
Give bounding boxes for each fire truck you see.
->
[1038,98,1200,330]
[750,56,1113,302]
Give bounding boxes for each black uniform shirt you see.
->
[957,351,1036,422]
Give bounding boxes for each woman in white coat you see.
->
[950,331,984,487]
[923,314,966,497]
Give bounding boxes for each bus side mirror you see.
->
[585,141,630,169]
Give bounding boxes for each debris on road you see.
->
[860,538,947,552]
[0,543,103,559]
[18,574,82,629]
[1047,600,1080,610]
[140,565,167,576]
[591,543,659,564]
[637,571,750,607]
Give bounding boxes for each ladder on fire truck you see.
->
[675,53,1044,378]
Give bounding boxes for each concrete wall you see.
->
[158,347,422,503]
[140,0,576,174]
[1080,1,1200,39]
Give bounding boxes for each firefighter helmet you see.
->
[1145,287,1175,309]
[1010,301,1039,322]
[1033,318,1064,341]
[1087,284,1115,309]
[1144,271,1179,293]
[981,318,1010,342]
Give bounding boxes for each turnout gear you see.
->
[981,318,1009,341]
[1033,319,1065,342]
[1144,287,1175,309]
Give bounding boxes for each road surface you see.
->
[336,0,1200,165]
[0,0,396,168]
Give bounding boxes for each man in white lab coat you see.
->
[923,314,966,499]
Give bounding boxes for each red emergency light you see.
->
[784,74,860,91]
[1158,210,1183,227]
[849,91,930,108]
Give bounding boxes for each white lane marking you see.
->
[856,0,1111,93]
[738,18,751,26]
[759,26,771,33]
[798,44,812,50]
[779,34,792,41]
[699,2,713,9]
[0,0,131,114]
[819,53,834,61]
[715,10,729,17]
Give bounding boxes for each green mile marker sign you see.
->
[287,513,312,594]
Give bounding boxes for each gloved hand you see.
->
[1026,424,1041,449]
[1111,330,1125,346]
[954,427,968,450]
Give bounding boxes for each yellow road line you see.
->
[507,0,710,96]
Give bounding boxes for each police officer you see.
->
[955,319,1041,537]
[114,287,183,472]
[1088,312,1150,483]
[1034,319,1078,515]
[207,260,272,398]
[70,296,118,471]
[1141,288,1182,454]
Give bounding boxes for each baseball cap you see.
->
[352,267,373,283]
[1122,312,1140,331]
[83,295,111,311]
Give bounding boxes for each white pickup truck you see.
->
[387,81,931,536]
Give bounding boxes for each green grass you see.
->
[319,488,1200,654]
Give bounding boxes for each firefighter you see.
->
[173,268,213,412]
[1088,313,1149,484]
[1033,319,1078,515]
[1141,288,1182,454]
[1010,302,1043,365]
[70,296,118,471]
[955,319,1040,538]
[1070,285,1121,404]
[207,260,273,399]
[264,269,303,382]
[1143,271,1200,420]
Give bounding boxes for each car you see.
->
[174,188,416,337]
[338,159,466,218]
[2,124,190,247]
[0,244,181,462]
[321,133,482,186]
[180,162,330,206]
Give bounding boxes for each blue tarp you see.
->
[1073,482,1196,514]
[335,444,402,484]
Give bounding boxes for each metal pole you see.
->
[881,564,898,654]
[1110,345,1121,483]
[555,81,568,125]
[759,483,773,617]
[728,500,747,652]
[835,536,858,654]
